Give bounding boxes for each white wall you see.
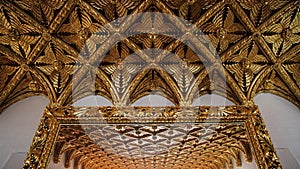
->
[0,96,49,169]
[0,94,299,169]
[255,94,300,167]
[72,95,113,106]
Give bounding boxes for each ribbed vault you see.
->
[0,0,299,113]
[0,0,299,169]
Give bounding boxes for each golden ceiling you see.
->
[0,0,299,169]
[24,106,281,169]
[0,0,299,112]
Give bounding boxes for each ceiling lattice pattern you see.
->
[0,0,299,112]
[23,106,281,169]
[55,123,251,169]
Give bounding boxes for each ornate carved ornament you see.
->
[23,106,281,169]
[0,0,299,112]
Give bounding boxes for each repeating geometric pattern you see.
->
[54,123,251,169]
[0,1,295,169]
[0,0,299,112]
[23,106,281,169]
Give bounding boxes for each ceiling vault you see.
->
[0,0,299,169]
[0,0,299,111]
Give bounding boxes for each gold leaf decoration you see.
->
[0,2,298,167]
[100,42,131,75]
[23,106,282,169]
[238,0,290,26]
[88,0,140,22]
[129,34,175,50]
[163,0,218,23]
[283,54,300,87]
[0,0,299,113]
[13,0,66,26]
[160,53,194,93]
[201,5,248,54]
[0,6,41,57]
[129,69,179,105]
[0,54,19,91]
[127,11,179,38]
[262,8,300,56]
[55,122,250,168]
[174,43,205,74]
[224,41,269,92]
[35,42,76,93]
[57,6,104,51]
[111,66,131,94]
[257,69,299,108]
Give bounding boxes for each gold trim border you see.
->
[22,106,281,169]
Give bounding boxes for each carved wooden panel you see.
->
[0,0,299,112]
[23,106,281,169]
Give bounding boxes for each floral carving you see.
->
[224,41,269,92]
[13,0,66,26]
[0,0,299,121]
[0,6,41,57]
[0,2,298,168]
[238,0,290,26]
[35,42,76,93]
[251,110,282,168]
[87,0,140,22]
[160,53,194,93]
[283,54,300,87]
[23,114,55,169]
[57,6,103,51]
[202,6,248,53]
[162,0,218,23]
[0,54,19,91]
[21,106,282,169]
[262,8,300,56]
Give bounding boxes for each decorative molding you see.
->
[0,1,296,168]
[23,106,281,169]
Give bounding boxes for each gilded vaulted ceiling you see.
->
[0,0,299,112]
[54,115,253,169]
[1,1,298,169]
[24,106,281,169]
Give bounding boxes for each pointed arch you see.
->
[128,69,181,105]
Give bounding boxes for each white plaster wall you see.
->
[0,94,299,169]
[0,96,49,169]
[254,94,300,167]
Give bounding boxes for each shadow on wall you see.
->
[254,93,300,168]
[0,96,49,169]
[72,95,113,106]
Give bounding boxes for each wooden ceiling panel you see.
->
[1,0,299,110]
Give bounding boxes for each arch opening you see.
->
[72,95,113,107]
[131,94,175,107]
